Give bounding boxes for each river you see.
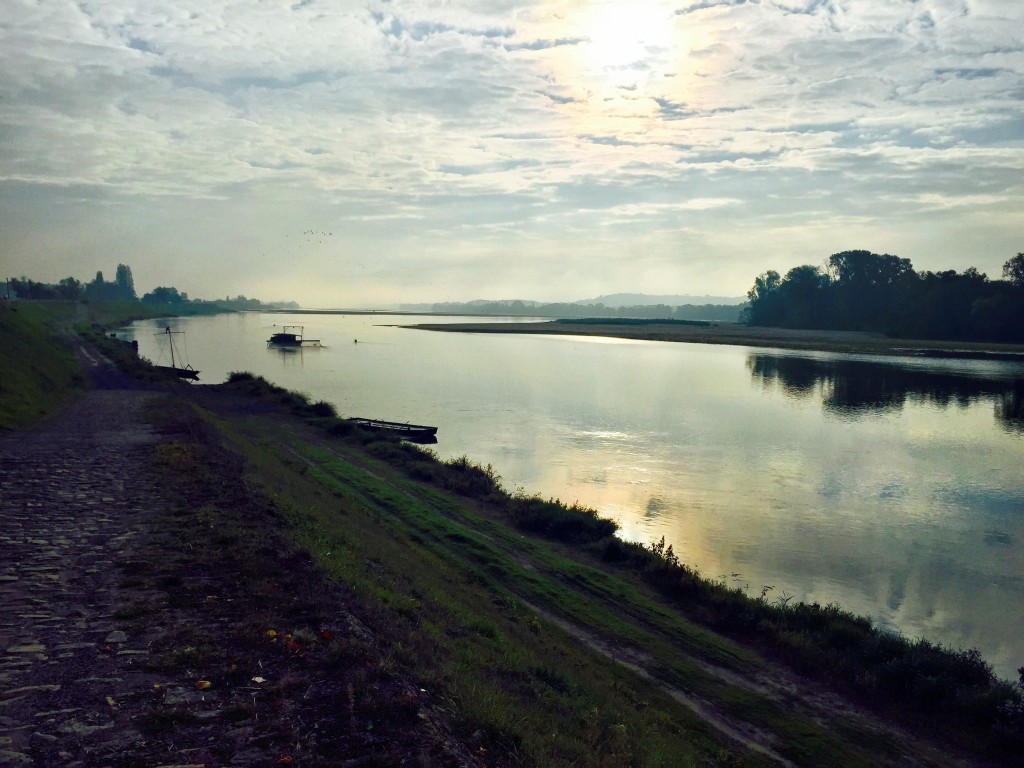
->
[125,311,1024,680]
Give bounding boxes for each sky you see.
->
[2,0,1022,308]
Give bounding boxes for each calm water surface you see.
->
[127,312,1024,678]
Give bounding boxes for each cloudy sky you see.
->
[2,0,1022,307]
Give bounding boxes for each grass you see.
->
[0,299,226,429]
[0,301,85,429]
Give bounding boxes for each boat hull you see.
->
[350,418,437,443]
[156,365,200,381]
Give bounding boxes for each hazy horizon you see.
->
[3,1,1022,306]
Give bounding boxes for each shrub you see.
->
[439,456,503,498]
[505,494,618,544]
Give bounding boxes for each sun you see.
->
[584,2,675,77]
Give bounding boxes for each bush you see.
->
[439,456,503,498]
[506,494,618,544]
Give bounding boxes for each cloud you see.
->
[1,0,1022,305]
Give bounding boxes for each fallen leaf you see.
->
[195,680,212,690]
[266,629,278,637]
[252,676,266,684]
[320,629,333,641]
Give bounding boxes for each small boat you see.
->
[268,325,321,347]
[155,326,200,380]
[350,418,438,443]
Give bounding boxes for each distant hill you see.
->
[577,293,746,307]
[400,294,746,313]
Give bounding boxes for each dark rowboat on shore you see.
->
[350,418,438,443]
[156,364,200,380]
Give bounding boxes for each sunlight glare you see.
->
[585,2,675,77]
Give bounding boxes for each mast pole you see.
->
[165,326,176,369]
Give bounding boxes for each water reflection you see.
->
[747,353,1024,430]
[997,381,1024,432]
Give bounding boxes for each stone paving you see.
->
[0,387,166,766]
[0,345,476,768]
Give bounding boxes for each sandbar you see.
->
[405,320,1024,359]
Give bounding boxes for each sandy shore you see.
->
[405,320,1024,359]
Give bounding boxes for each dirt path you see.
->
[0,351,474,767]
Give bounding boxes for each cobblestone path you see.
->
[0,387,165,766]
[0,348,474,768]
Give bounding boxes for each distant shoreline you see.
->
[404,320,1024,360]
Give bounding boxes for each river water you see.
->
[125,312,1024,679]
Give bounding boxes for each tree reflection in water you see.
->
[996,380,1024,432]
[747,353,1024,431]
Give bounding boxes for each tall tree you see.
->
[115,264,137,301]
[744,270,783,325]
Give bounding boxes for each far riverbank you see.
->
[405,319,1024,359]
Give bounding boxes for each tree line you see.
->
[10,264,141,302]
[745,251,1024,343]
[6,265,297,310]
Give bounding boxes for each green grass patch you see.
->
[0,301,85,429]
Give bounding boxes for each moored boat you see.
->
[155,326,200,381]
[350,417,438,443]
[155,364,200,380]
[268,325,321,347]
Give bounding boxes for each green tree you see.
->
[85,270,116,301]
[1003,252,1024,287]
[780,265,829,328]
[141,286,185,304]
[744,270,783,325]
[55,277,82,300]
[114,264,137,300]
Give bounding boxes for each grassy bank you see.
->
[0,301,87,429]
[202,371,1024,765]
[0,299,232,430]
